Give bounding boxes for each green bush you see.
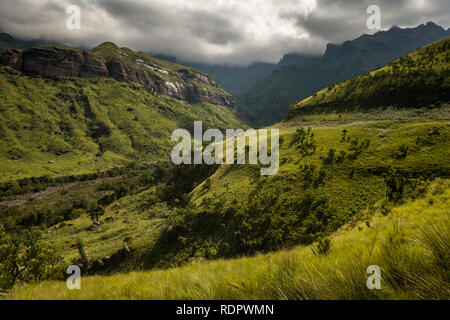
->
[311,237,332,256]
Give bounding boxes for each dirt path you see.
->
[0,183,77,207]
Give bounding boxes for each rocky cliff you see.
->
[0,45,235,108]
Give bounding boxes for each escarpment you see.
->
[0,45,235,108]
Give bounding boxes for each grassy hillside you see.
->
[12,108,446,274]
[0,65,247,182]
[288,37,450,119]
[112,39,448,270]
[148,114,448,268]
[4,179,449,300]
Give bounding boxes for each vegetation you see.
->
[288,37,450,118]
[238,24,450,126]
[0,65,247,182]
[0,228,62,291]
[0,37,448,300]
[3,179,448,300]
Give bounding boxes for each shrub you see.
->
[311,237,332,256]
[0,228,62,290]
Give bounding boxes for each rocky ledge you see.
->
[0,47,235,108]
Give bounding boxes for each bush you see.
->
[0,228,62,290]
[311,237,332,256]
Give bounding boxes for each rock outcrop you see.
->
[0,47,109,79]
[0,46,235,108]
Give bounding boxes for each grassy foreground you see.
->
[4,179,449,300]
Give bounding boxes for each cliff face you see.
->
[0,47,109,78]
[0,46,235,108]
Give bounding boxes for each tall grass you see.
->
[4,180,449,300]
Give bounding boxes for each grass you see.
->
[288,37,450,118]
[0,66,247,182]
[19,109,446,273]
[4,179,448,300]
[1,38,449,300]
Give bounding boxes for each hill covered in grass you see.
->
[0,48,248,182]
[287,37,450,119]
[5,179,449,300]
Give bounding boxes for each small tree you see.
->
[88,205,104,222]
[76,238,87,262]
[0,228,61,290]
[341,129,348,142]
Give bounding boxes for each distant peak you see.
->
[93,42,119,50]
[0,32,14,43]
[425,21,443,30]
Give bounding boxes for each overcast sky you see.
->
[0,0,449,65]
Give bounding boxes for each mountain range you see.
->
[2,22,449,127]
[237,22,450,125]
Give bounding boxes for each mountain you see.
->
[0,36,448,300]
[277,53,320,67]
[0,33,14,53]
[238,22,450,126]
[0,43,247,182]
[184,62,278,96]
[1,43,235,108]
[185,54,319,98]
[0,32,49,54]
[287,36,450,119]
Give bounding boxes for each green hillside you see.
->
[288,37,450,119]
[0,65,247,182]
[4,179,449,300]
[106,38,449,270]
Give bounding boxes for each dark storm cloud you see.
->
[0,0,448,65]
[288,0,450,43]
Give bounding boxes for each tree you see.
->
[88,205,104,222]
[0,228,61,290]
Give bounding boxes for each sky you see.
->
[0,0,449,65]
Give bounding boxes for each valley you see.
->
[0,23,448,301]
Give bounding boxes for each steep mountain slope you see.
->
[238,22,450,126]
[0,43,248,182]
[287,37,450,118]
[1,43,235,108]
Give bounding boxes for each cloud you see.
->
[0,0,448,65]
